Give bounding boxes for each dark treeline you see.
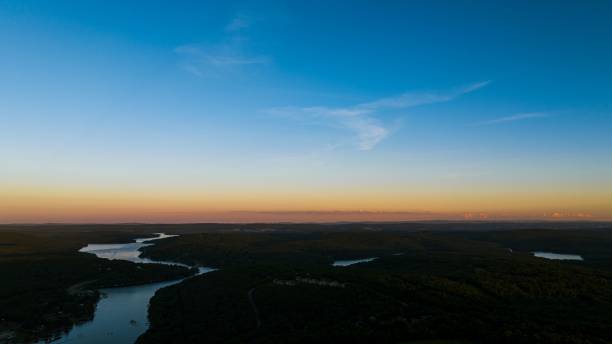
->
[3,224,612,343]
[139,228,612,344]
[2,221,610,235]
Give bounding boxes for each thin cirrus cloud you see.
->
[175,14,268,77]
[267,81,490,151]
[225,13,253,32]
[475,112,552,125]
[175,43,268,67]
[175,41,269,77]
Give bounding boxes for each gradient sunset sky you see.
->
[1,1,611,223]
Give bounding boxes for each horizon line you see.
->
[2,219,611,226]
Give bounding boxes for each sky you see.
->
[1,1,611,223]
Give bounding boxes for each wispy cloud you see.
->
[175,43,268,67]
[267,81,489,151]
[176,15,268,77]
[225,13,252,32]
[475,112,551,125]
[357,81,490,111]
[266,105,387,150]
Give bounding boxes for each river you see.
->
[46,233,212,344]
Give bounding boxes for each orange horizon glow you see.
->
[2,184,611,223]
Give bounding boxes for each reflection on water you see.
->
[533,252,584,261]
[135,233,177,243]
[332,257,378,267]
[49,280,180,344]
[48,233,213,344]
[79,233,191,268]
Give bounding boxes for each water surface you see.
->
[533,252,584,261]
[79,234,193,268]
[332,257,378,266]
[48,233,212,344]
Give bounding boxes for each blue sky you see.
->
[1,1,611,222]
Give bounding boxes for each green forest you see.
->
[139,228,612,344]
[2,223,612,343]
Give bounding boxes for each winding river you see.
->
[45,234,387,343]
[40,235,588,343]
[47,233,212,344]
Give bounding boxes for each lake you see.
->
[533,252,584,261]
[332,257,378,266]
